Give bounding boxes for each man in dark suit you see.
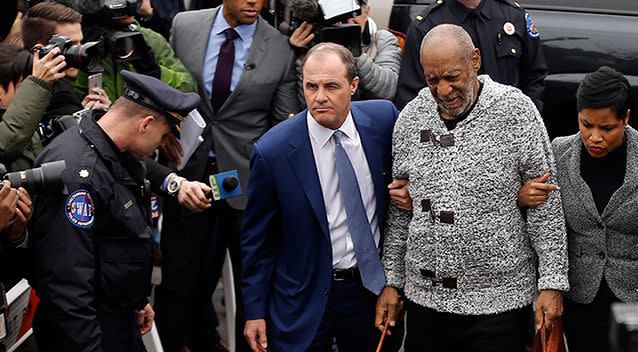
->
[156,0,300,351]
[241,43,403,352]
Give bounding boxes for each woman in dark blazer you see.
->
[520,66,636,351]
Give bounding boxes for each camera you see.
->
[38,114,79,146]
[36,35,102,72]
[106,26,146,63]
[102,0,140,20]
[611,303,638,352]
[0,161,66,194]
[283,0,363,56]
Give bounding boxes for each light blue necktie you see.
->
[333,131,387,295]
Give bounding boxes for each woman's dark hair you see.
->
[576,66,631,120]
[0,44,31,90]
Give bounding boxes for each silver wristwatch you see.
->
[167,175,184,197]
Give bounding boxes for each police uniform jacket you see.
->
[383,76,568,315]
[395,0,548,111]
[31,112,155,352]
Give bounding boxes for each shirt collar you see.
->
[449,0,490,23]
[307,111,356,149]
[212,6,258,41]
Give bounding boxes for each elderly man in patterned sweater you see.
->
[375,24,569,352]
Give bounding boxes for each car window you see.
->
[521,0,638,13]
[395,0,638,13]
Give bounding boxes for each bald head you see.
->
[420,24,476,66]
[418,24,481,120]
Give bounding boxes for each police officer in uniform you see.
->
[395,0,548,111]
[30,70,205,352]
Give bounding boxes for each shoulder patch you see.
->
[66,189,95,228]
[525,12,540,38]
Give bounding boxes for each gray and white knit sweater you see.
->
[383,75,569,315]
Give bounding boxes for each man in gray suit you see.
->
[155,1,300,351]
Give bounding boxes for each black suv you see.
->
[389,0,638,138]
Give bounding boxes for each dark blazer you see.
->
[552,126,638,304]
[241,100,399,351]
[170,7,301,210]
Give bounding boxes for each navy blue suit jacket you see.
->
[241,100,399,350]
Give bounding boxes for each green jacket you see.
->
[0,76,49,172]
[75,24,197,101]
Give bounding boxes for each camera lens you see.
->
[114,36,135,60]
[3,160,66,194]
[63,41,101,71]
[222,176,239,192]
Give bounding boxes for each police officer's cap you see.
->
[121,70,200,135]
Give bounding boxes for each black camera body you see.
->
[38,114,79,147]
[106,26,146,64]
[36,34,102,72]
[286,0,363,56]
[0,161,66,195]
[102,0,140,19]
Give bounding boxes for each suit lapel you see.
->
[287,112,330,239]
[193,8,218,87]
[602,127,638,218]
[565,137,601,221]
[192,8,218,120]
[218,17,270,114]
[352,106,385,229]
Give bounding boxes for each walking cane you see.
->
[375,319,390,352]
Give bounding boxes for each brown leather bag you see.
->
[532,318,568,352]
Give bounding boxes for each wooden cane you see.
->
[376,319,390,352]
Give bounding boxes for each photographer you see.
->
[0,181,32,250]
[74,0,197,103]
[289,0,401,103]
[20,2,106,120]
[0,43,67,172]
[0,180,33,352]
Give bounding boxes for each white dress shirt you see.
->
[307,111,380,269]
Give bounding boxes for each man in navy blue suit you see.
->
[241,42,404,351]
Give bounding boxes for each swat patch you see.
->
[525,12,539,38]
[66,189,95,228]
